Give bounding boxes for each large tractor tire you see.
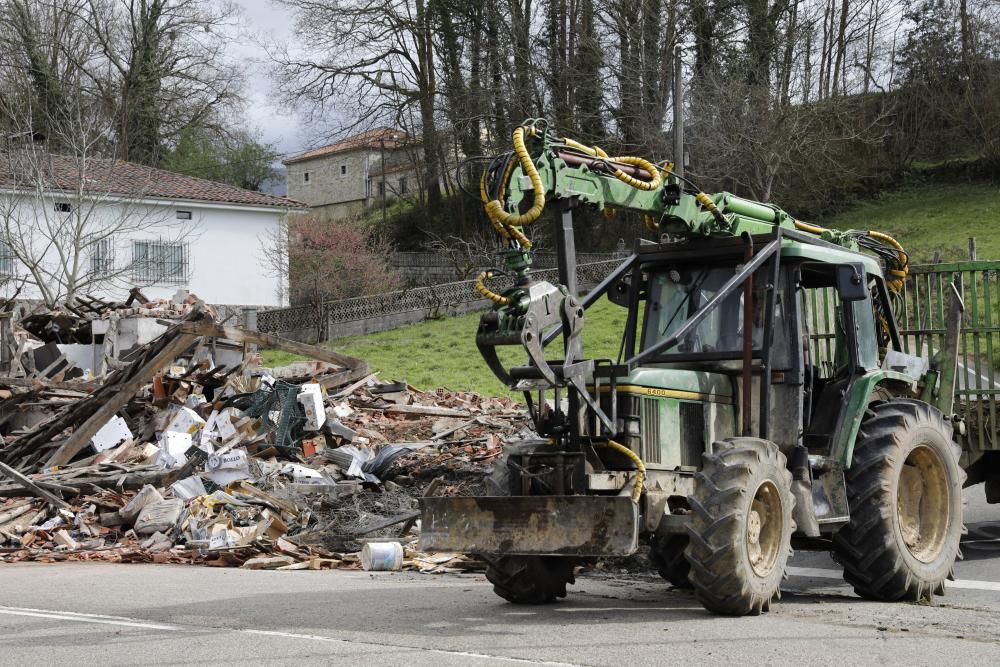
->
[833,399,964,602]
[483,451,576,604]
[685,438,795,616]
[649,533,692,588]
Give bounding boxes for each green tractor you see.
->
[420,121,965,615]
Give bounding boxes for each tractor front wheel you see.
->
[685,438,795,616]
[833,399,964,601]
[486,556,576,604]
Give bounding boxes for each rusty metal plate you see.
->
[419,495,639,556]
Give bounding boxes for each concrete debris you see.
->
[0,290,527,572]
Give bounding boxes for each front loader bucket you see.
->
[419,495,639,557]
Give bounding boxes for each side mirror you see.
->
[836,263,868,301]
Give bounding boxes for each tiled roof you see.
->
[0,152,304,209]
[283,128,411,165]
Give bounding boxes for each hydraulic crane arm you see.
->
[468,120,910,403]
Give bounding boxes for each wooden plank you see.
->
[45,331,201,468]
[383,404,472,418]
[179,322,367,374]
[0,460,71,509]
[331,372,378,399]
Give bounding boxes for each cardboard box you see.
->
[164,406,206,436]
[156,432,193,468]
[91,416,133,453]
[205,448,252,486]
[203,408,238,443]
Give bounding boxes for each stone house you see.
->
[283,128,420,220]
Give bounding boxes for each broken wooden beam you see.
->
[178,322,368,377]
[45,329,202,468]
[0,461,71,509]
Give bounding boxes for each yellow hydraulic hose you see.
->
[479,171,511,241]
[605,156,663,191]
[794,221,910,293]
[793,219,827,235]
[483,127,545,229]
[483,128,667,248]
[867,230,909,292]
[563,137,608,158]
[595,440,646,504]
[475,271,511,306]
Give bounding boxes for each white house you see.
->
[0,152,303,308]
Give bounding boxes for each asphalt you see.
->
[1,486,998,666]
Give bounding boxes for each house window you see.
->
[133,240,189,284]
[340,165,347,176]
[399,177,407,194]
[377,181,385,196]
[176,210,192,220]
[90,238,113,276]
[0,240,14,276]
[303,172,310,183]
[54,202,72,213]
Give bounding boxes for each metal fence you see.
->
[258,258,625,342]
[896,261,1000,453]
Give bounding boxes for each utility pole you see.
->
[380,137,387,227]
[673,45,684,179]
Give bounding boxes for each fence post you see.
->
[969,237,978,261]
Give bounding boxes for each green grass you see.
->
[261,298,631,396]
[822,183,1000,263]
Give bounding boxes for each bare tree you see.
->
[273,0,445,209]
[82,0,242,165]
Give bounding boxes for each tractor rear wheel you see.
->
[833,399,964,602]
[649,533,692,588]
[685,438,795,616]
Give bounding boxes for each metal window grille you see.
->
[132,240,189,284]
[0,241,14,276]
[90,238,113,276]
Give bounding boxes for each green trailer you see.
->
[899,261,1000,498]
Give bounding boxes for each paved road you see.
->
[1,486,998,666]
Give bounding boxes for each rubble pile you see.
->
[0,294,527,572]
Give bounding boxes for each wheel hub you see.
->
[897,443,951,563]
[747,480,782,577]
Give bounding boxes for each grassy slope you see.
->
[821,182,1000,263]
[263,298,630,396]
[265,182,1000,396]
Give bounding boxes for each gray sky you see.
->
[230,0,302,159]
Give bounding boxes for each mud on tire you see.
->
[685,438,795,616]
[833,399,965,602]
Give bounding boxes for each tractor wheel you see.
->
[833,399,964,602]
[685,438,795,616]
[649,533,692,588]
[486,556,576,604]
[483,448,576,604]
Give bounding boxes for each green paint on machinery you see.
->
[423,119,970,617]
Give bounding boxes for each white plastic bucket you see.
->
[361,541,404,571]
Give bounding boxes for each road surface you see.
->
[1,485,998,666]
